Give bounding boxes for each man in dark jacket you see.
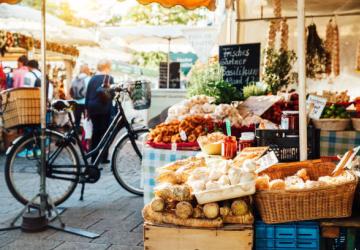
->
[85,59,114,164]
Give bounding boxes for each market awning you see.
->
[0,0,20,4]
[137,0,216,11]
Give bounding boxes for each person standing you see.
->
[85,60,114,164]
[70,64,91,128]
[24,59,53,100]
[12,55,28,88]
[24,60,41,87]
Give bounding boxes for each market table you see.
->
[142,145,198,204]
[320,130,360,156]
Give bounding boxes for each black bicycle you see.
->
[4,85,149,206]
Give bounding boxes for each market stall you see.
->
[138,0,360,249]
[0,28,80,151]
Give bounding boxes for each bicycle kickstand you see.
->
[80,182,86,201]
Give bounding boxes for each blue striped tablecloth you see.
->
[320,131,360,156]
[142,145,198,205]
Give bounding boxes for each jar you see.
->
[239,132,255,151]
[281,111,299,130]
[221,136,237,159]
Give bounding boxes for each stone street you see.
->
[0,154,143,250]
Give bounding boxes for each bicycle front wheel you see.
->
[112,129,148,196]
[5,131,80,206]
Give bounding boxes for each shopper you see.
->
[12,55,28,88]
[24,59,53,100]
[70,64,91,129]
[0,63,6,91]
[24,60,41,87]
[85,59,114,164]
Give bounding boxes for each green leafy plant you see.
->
[243,82,268,99]
[187,62,241,104]
[263,48,297,95]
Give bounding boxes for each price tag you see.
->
[171,142,177,152]
[179,130,187,141]
[255,151,279,174]
[306,95,327,120]
[238,96,282,117]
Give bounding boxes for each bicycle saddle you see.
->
[52,100,77,111]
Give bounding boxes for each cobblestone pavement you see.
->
[0,154,144,250]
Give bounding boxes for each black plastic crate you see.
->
[255,127,320,162]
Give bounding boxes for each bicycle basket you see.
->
[128,80,151,110]
[1,87,40,129]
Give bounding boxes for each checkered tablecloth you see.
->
[320,131,360,156]
[142,145,198,205]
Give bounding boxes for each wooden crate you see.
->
[144,223,253,250]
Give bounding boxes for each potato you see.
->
[203,203,219,219]
[175,201,193,219]
[150,197,165,212]
[220,206,231,217]
[231,199,248,216]
[193,206,204,218]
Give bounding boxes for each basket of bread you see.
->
[254,159,358,224]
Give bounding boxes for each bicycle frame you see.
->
[48,92,140,172]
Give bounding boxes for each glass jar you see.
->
[239,132,255,151]
[221,136,237,159]
[281,111,299,130]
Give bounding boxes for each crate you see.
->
[255,221,319,250]
[255,127,320,162]
[1,88,40,129]
[144,223,253,250]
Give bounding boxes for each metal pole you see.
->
[167,37,170,88]
[40,0,47,213]
[236,11,360,22]
[297,0,307,161]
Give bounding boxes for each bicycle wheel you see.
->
[5,130,80,206]
[112,128,149,196]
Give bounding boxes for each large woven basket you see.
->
[255,161,358,224]
[1,88,40,129]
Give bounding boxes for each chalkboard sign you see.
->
[219,43,261,93]
[159,62,180,89]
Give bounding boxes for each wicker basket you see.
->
[1,88,40,129]
[312,118,351,131]
[254,161,358,224]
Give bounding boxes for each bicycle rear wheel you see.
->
[5,131,80,206]
[111,129,148,196]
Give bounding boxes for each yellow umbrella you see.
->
[137,0,216,11]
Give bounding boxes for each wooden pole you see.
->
[297,0,308,161]
[236,0,241,43]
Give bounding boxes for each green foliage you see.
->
[125,4,206,25]
[243,82,268,99]
[187,63,241,104]
[263,48,297,95]
[130,51,167,70]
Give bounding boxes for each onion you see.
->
[175,201,193,219]
[150,197,165,212]
[203,203,220,219]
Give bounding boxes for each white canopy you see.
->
[100,25,195,53]
[0,3,98,46]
